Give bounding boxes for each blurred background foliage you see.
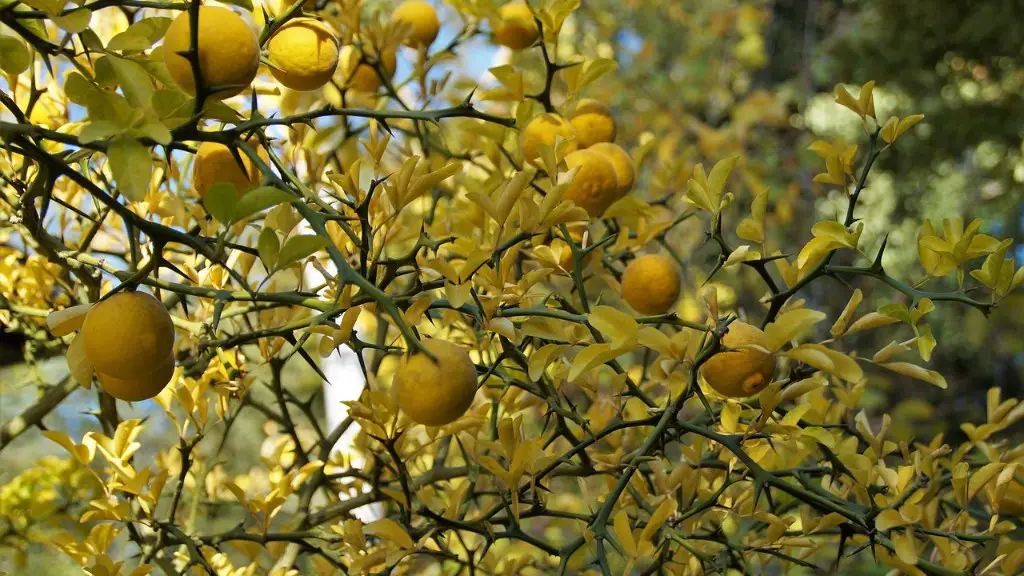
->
[1,0,1022,571]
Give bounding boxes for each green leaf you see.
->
[93,56,118,89]
[53,8,92,33]
[277,235,329,269]
[79,121,122,143]
[232,187,293,223]
[108,56,154,109]
[107,16,172,52]
[79,29,104,51]
[0,37,31,75]
[133,121,172,146]
[151,89,192,126]
[64,72,94,104]
[203,183,238,223]
[107,138,152,202]
[258,228,280,271]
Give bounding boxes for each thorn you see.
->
[462,87,478,106]
[872,233,888,272]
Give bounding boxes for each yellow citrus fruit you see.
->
[520,113,577,166]
[163,7,260,99]
[563,149,620,218]
[494,2,538,50]
[699,322,776,398]
[392,1,440,48]
[589,142,635,195]
[266,18,340,92]
[339,45,398,92]
[82,292,175,381]
[555,228,591,270]
[97,354,175,402]
[192,141,262,198]
[621,254,681,315]
[570,99,616,148]
[393,338,478,426]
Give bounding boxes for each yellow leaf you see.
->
[587,306,638,350]
[857,80,876,119]
[875,509,908,531]
[872,340,914,363]
[845,312,900,335]
[46,304,92,336]
[880,117,900,144]
[892,528,918,566]
[764,308,827,351]
[364,518,415,549]
[613,510,636,558]
[834,84,862,117]
[830,289,863,338]
[879,362,947,389]
[528,344,567,382]
[568,343,621,382]
[66,334,95,387]
[783,344,863,383]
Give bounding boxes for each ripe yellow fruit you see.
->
[266,18,340,92]
[589,142,635,195]
[97,354,175,402]
[494,2,539,50]
[82,292,175,381]
[192,141,262,198]
[621,254,681,315]
[393,338,478,426]
[339,45,398,92]
[392,1,440,48]
[699,322,776,398]
[163,7,260,99]
[520,113,577,166]
[563,149,620,218]
[570,99,616,148]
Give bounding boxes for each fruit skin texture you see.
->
[494,2,539,50]
[267,18,340,91]
[699,322,776,398]
[621,254,681,315]
[589,142,635,195]
[97,354,175,402]
[520,113,577,165]
[339,45,398,92]
[82,292,175,381]
[192,141,263,198]
[392,1,440,48]
[563,149,620,218]
[163,7,260,99]
[571,99,616,148]
[394,338,478,427]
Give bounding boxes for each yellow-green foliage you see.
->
[0,1,1023,575]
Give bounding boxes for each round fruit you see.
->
[339,45,398,92]
[393,338,478,427]
[392,1,440,48]
[570,99,616,148]
[163,7,260,99]
[97,354,175,402]
[82,292,175,381]
[563,149,620,218]
[192,141,262,198]
[266,18,340,91]
[621,254,681,315]
[699,322,776,398]
[589,142,635,195]
[494,2,539,50]
[520,113,577,166]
